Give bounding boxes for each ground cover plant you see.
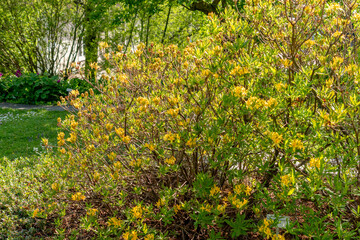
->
[0,109,68,159]
[4,0,360,239]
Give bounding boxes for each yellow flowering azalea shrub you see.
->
[36,0,360,238]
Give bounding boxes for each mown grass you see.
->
[0,108,69,159]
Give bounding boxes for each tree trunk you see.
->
[84,3,98,79]
[161,4,172,44]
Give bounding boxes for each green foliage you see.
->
[0,73,90,105]
[4,0,360,239]
[0,0,83,75]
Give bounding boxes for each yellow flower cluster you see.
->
[233,86,247,98]
[137,97,150,106]
[107,217,122,227]
[144,143,156,151]
[275,82,287,91]
[210,185,220,196]
[174,204,182,214]
[87,208,98,216]
[163,132,180,142]
[57,132,65,146]
[71,192,86,201]
[168,96,179,106]
[269,132,283,146]
[259,218,273,239]
[99,41,109,50]
[66,132,77,144]
[309,157,321,169]
[115,127,125,137]
[231,198,248,209]
[123,231,138,240]
[51,182,60,191]
[290,139,304,151]
[122,135,131,144]
[245,96,263,110]
[200,203,213,213]
[165,156,176,165]
[130,159,142,168]
[331,56,343,70]
[263,97,277,108]
[131,205,145,219]
[326,3,342,14]
[108,152,117,161]
[281,174,292,187]
[156,198,166,208]
[144,234,155,240]
[167,108,180,117]
[186,137,197,147]
[230,65,249,75]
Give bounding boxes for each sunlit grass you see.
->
[0,108,69,159]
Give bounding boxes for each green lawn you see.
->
[0,109,69,159]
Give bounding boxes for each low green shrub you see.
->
[0,73,91,105]
[20,1,360,239]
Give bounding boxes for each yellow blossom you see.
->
[152,96,161,105]
[233,86,247,98]
[244,185,252,196]
[130,159,142,168]
[87,144,95,152]
[230,65,249,75]
[114,161,122,169]
[59,148,66,154]
[216,203,227,213]
[93,171,100,181]
[309,157,321,169]
[122,135,131,144]
[290,139,304,151]
[232,198,248,209]
[70,121,78,130]
[200,203,213,212]
[51,182,59,191]
[99,41,109,49]
[71,192,86,201]
[87,208,98,216]
[163,132,179,142]
[107,217,122,227]
[32,208,40,218]
[165,156,176,165]
[156,198,166,208]
[186,138,197,147]
[131,205,144,219]
[137,97,150,106]
[174,204,182,214]
[210,185,220,197]
[167,108,180,117]
[145,234,155,240]
[108,152,117,161]
[66,132,77,144]
[42,138,48,146]
[269,132,283,146]
[115,127,125,137]
[145,143,156,151]
[281,174,291,187]
[106,123,113,131]
[275,82,287,91]
[234,184,243,195]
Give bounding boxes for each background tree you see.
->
[0,0,84,76]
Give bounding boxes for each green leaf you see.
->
[288,188,295,196]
